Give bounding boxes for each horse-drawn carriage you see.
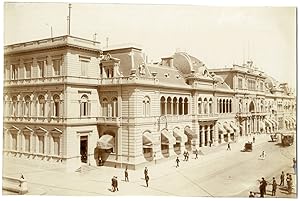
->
[242,142,253,152]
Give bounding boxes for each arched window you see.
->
[53,95,60,117]
[102,98,108,116]
[226,99,229,113]
[143,96,150,117]
[167,97,172,115]
[203,98,207,114]
[198,98,202,114]
[229,99,232,113]
[160,97,166,115]
[209,98,213,114]
[80,95,91,117]
[223,99,226,113]
[179,97,183,115]
[38,95,46,117]
[184,97,188,115]
[112,97,118,117]
[24,95,31,117]
[173,97,178,115]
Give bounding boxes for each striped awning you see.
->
[173,128,188,143]
[218,123,227,134]
[270,119,278,126]
[264,120,271,127]
[161,129,176,145]
[230,122,239,132]
[97,134,114,149]
[223,123,234,134]
[143,132,154,148]
[184,127,198,139]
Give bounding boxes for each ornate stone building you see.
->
[3,35,296,171]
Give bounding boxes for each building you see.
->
[3,35,296,171]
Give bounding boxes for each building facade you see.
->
[3,35,296,171]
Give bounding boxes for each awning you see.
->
[97,134,114,149]
[173,128,188,143]
[270,119,278,126]
[264,120,271,128]
[218,123,226,134]
[143,132,154,148]
[161,129,176,145]
[230,122,239,132]
[184,127,198,139]
[223,123,234,133]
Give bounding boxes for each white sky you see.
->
[3,2,296,88]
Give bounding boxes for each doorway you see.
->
[80,136,88,163]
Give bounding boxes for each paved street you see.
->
[2,133,296,197]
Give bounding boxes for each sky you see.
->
[3,2,297,89]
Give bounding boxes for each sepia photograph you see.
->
[2,0,297,198]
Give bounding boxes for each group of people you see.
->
[183,150,190,161]
[280,171,293,194]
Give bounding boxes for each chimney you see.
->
[161,57,174,67]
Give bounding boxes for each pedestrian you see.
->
[279,171,285,186]
[253,136,255,143]
[145,174,149,187]
[249,191,255,198]
[195,149,198,159]
[20,174,24,179]
[227,142,231,151]
[272,177,277,196]
[176,157,180,168]
[287,174,292,194]
[111,176,116,192]
[260,151,266,160]
[125,167,129,182]
[115,176,119,191]
[144,167,148,180]
[293,158,297,174]
[186,151,189,161]
[259,179,265,197]
[183,151,187,161]
[209,140,212,147]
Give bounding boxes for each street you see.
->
[2,134,296,197]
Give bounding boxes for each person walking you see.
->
[271,177,277,196]
[259,179,265,197]
[125,168,129,182]
[183,151,187,161]
[145,174,149,187]
[195,149,198,159]
[115,176,119,191]
[279,171,285,186]
[144,167,148,180]
[111,176,116,192]
[293,158,297,174]
[209,140,212,147]
[253,136,256,143]
[176,157,180,168]
[227,142,231,151]
[186,151,189,161]
[260,151,266,160]
[287,174,292,194]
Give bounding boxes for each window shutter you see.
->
[88,101,91,116]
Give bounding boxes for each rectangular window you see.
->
[53,59,61,76]
[53,137,60,155]
[25,135,30,152]
[38,135,44,154]
[12,134,17,151]
[238,78,243,89]
[25,63,32,79]
[38,61,45,78]
[81,60,89,76]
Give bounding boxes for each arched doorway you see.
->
[249,101,255,113]
[96,131,115,166]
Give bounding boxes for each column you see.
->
[200,126,204,147]
[242,120,246,137]
[170,101,173,115]
[176,101,179,115]
[164,101,167,115]
[213,123,218,145]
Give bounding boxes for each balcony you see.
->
[99,76,158,86]
[4,116,65,123]
[4,76,65,87]
[96,116,121,127]
[197,113,218,121]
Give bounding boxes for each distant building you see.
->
[3,35,296,171]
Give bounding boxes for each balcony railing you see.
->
[96,116,121,126]
[4,116,65,123]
